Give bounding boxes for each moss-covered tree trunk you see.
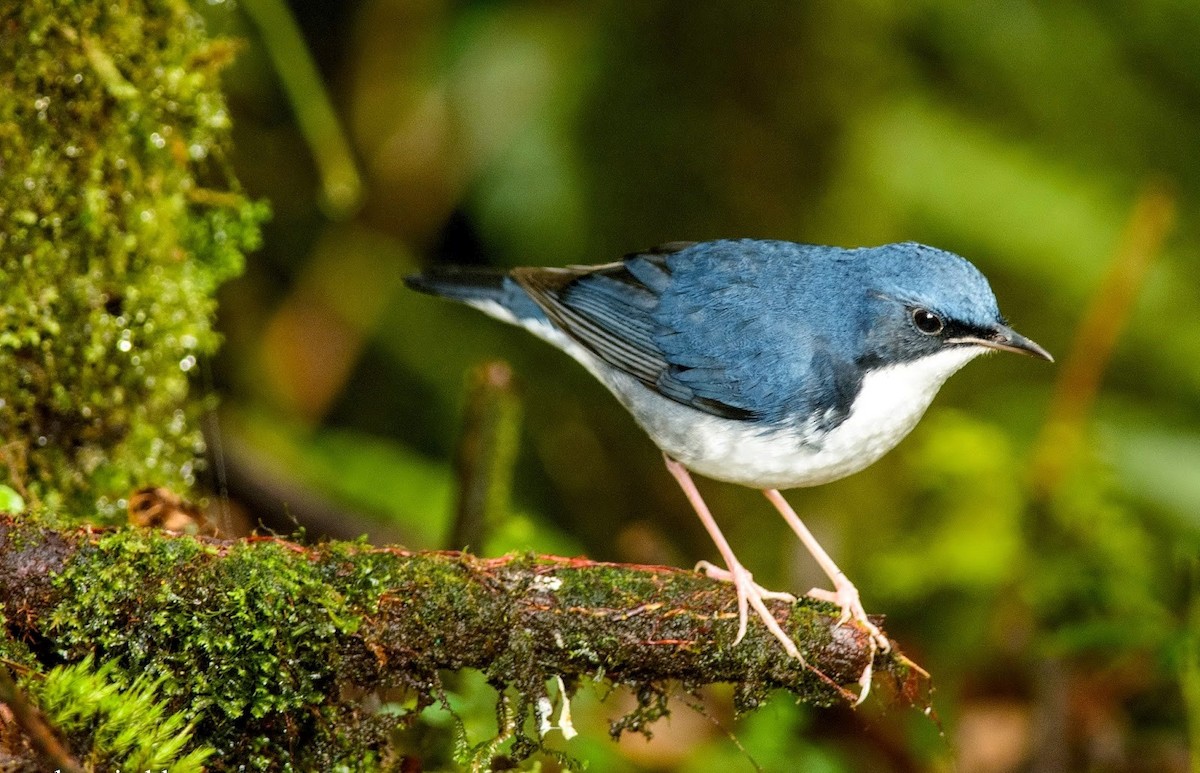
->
[0,0,265,517]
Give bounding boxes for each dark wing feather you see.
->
[511,257,670,389]
[513,241,861,427]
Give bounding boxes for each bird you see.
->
[406,239,1051,700]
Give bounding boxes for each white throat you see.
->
[822,345,987,462]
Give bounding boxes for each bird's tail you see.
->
[404,265,507,303]
[404,265,547,326]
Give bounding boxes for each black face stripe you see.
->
[942,319,996,341]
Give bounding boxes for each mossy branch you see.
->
[0,515,926,766]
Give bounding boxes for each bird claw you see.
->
[807,580,890,655]
[695,560,798,603]
[699,565,887,704]
[702,562,883,704]
[696,560,804,661]
[807,579,889,704]
[855,656,875,706]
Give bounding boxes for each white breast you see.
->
[604,346,987,490]
[465,298,985,490]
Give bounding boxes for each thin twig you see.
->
[1030,179,1176,496]
[0,665,84,773]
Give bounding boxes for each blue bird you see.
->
[407,239,1051,700]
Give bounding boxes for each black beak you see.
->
[950,324,1054,362]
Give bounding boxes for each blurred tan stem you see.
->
[1025,180,1176,773]
[1029,181,1176,496]
[449,361,522,551]
[239,0,362,217]
[1186,559,1200,773]
[0,666,84,773]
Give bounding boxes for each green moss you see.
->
[0,0,266,518]
[35,537,571,768]
[0,610,37,666]
[46,531,373,767]
[27,655,215,772]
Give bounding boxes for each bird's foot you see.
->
[696,560,804,662]
[806,581,890,653]
[695,560,798,603]
[807,580,890,705]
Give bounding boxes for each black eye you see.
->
[911,308,944,335]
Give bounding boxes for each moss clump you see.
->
[27,655,215,772]
[0,0,266,518]
[0,610,37,666]
[46,532,371,767]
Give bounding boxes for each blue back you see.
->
[511,239,1001,425]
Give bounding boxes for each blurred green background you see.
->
[196,0,1198,770]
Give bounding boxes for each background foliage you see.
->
[203,0,1199,769]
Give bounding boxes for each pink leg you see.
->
[763,488,889,703]
[663,456,803,662]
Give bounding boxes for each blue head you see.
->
[852,242,1052,368]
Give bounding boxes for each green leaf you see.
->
[0,485,26,514]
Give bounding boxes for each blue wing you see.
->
[513,240,863,427]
